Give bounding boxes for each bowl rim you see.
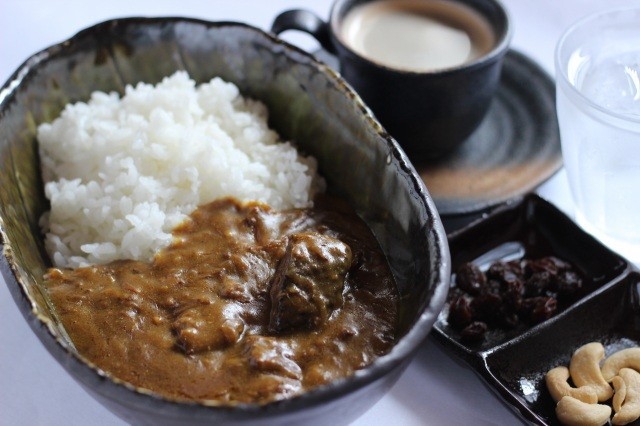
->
[554,6,640,126]
[0,16,451,419]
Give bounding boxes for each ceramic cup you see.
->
[272,0,512,159]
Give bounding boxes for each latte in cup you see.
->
[339,0,496,72]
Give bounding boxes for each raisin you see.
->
[556,270,583,298]
[487,261,523,283]
[460,321,488,343]
[506,259,525,277]
[448,296,474,329]
[498,310,520,329]
[520,297,557,325]
[546,256,572,271]
[525,256,571,277]
[448,287,465,300]
[501,279,524,311]
[524,271,553,297]
[455,263,485,296]
[485,279,502,295]
[471,292,502,322]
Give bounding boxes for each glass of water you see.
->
[555,7,640,264]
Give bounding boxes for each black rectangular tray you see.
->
[431,194,638,425]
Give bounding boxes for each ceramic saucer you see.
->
[314,49,562,218]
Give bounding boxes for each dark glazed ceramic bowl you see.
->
[0,18,450,426]
[432,194,638,425]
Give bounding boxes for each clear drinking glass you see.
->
[555,7,640,264]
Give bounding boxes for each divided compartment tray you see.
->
[431,194,638,425]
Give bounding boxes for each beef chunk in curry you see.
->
[269,232,352,333]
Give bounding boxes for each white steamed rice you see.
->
[38,71,324,268]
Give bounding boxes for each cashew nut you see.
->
[612,368,640,425]
[556,396,612,426]
[545,366,598,403]
[569,342,613,401]
[612,375,626,413]
[601,347,640,382]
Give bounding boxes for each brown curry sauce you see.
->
[45,196,399,404]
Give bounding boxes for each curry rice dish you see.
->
[40,74,399,404]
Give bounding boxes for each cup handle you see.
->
[270,9,336,54]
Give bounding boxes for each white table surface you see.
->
[2,1,639,425]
